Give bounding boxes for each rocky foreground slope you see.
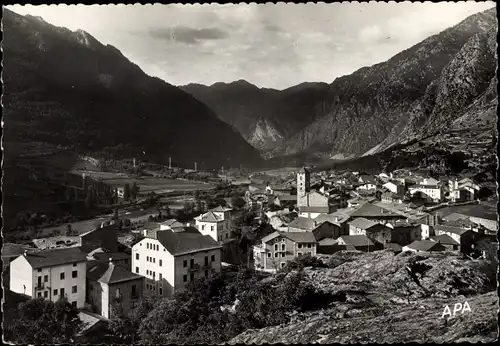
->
[230,251,498,344]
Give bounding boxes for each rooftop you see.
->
[87,261,143,284]
[144,226,221,256]
[348,217,378,230]
[2,243,38,258]
[350,203,404,218]
[196,211,223,223]
[434,224,473,236]
[288,217,316,230]
[430,234,460,246]
[22,247,88,269]
[159,219,184,228]
[298,206,331,213]
[338,235,374,247]
[262,231,316,244]
[405,240,445,252]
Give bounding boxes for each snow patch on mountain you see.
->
[248,118,284,150]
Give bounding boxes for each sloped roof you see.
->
[150,226,222,256]
[338,235,374,247]
[87,261,143,284]
[22,247,88,269]
[210,206,233,212]
[318,238,338,246]
[405,240,445,252]
[445,211,497,222]
[288,217,316,230]
[276,195,297,201]
[314,212,350,225]
[198,211,223,222]
[430,234,460,246]
[350,203,404,218]
[434,225,472,236]
[348,217,378,230]
[92,251,131,262]
[2,243,39,258]
[283,232,316,243]
[159,219,184,228]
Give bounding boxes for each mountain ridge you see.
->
[3,8,264,169]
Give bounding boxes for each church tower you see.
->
[297,166,311,199]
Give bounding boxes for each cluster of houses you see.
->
[6,205,235,325]
[252,167,497,272]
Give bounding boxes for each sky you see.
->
[7,2,496,89]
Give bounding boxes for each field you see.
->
[433,203,498,220]
[70,170,214,194]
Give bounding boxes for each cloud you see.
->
[149,26,228,45]
[358,25,384,43]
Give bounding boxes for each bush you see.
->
[280,254,326,273]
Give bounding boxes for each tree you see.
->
[5,297,82,344]
[231,196,246,209]
[131,182,139,199]
[65,224,72,236]
[123,183,131,202]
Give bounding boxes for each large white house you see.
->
[131,226,222,297]
[9,247,88,308]
[194,206,233,242]
[408,178,443,202]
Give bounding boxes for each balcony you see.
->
[202,263,212,270]
[188,263,201,272]
[34,283,45,290]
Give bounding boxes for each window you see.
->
[298,252,302,256]
[147,243,149,249]
[153,258,155,263]
[153,286,156,291]
[282,239,285,242]
[280,262,286,268]
[226,233,228,239]
[159,287,163,295]
[183,275,187,282]
[211,255,215,262]
[136,253,139,260]
[37,292,42,298]
[60,288,65,297]
[153,272,156,278]
[72,286,77,293]
[131,285,138,298]
[307,244,312,248]
[204,256,208,266]
[267,253,271,258]
[205,270,209,277]
[116,288,121,298]
[159,273,162,280]
[211,225,214,231]
[53,289,58,296]
[281,244,285,251]
[71,301,77,308]
[183,260,187,268]
[190,273,194,281]
[159,259,162,267]
[202,225,205,231]
[136,267,139,274]
[44,291,48,298]
[281,253,285,257]
[298,244,303,249]
[72,270,78,278]
[73,263,77,267]
[274,253,279,258]
[190,259,194,268]
[146,256,149,262]
[60,272,65,280]
[38,269,42,272]
[44,275,48,282]
[274,244,278,251]
[146,270,149,275]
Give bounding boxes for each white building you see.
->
[194,206,232,242]
[383,181,405,196]
[408,178,443,202]
[9,247,88,308]
[131,226,222,297]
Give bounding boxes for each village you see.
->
[3,160,498,339]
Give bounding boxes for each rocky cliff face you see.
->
[3,9,263,168]
[229,251,498,344]
[180,81,329,152]
[268,8,497,159]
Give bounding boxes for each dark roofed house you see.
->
[402,240,447,253]
[86,259,144,319]
[80,224,118,253]
[336,235,379,252]
[22,247,88,269]
[430,234,460,251]
[87,247,131,269]
[2,243,39,270]
[433,224,475,253]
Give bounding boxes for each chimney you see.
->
[23,250,27,256]
[143,229,148,237]
[335,217,339,222]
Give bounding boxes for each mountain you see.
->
[2,9,263,169]
[180,81,329,152]
[269,8,497,159]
